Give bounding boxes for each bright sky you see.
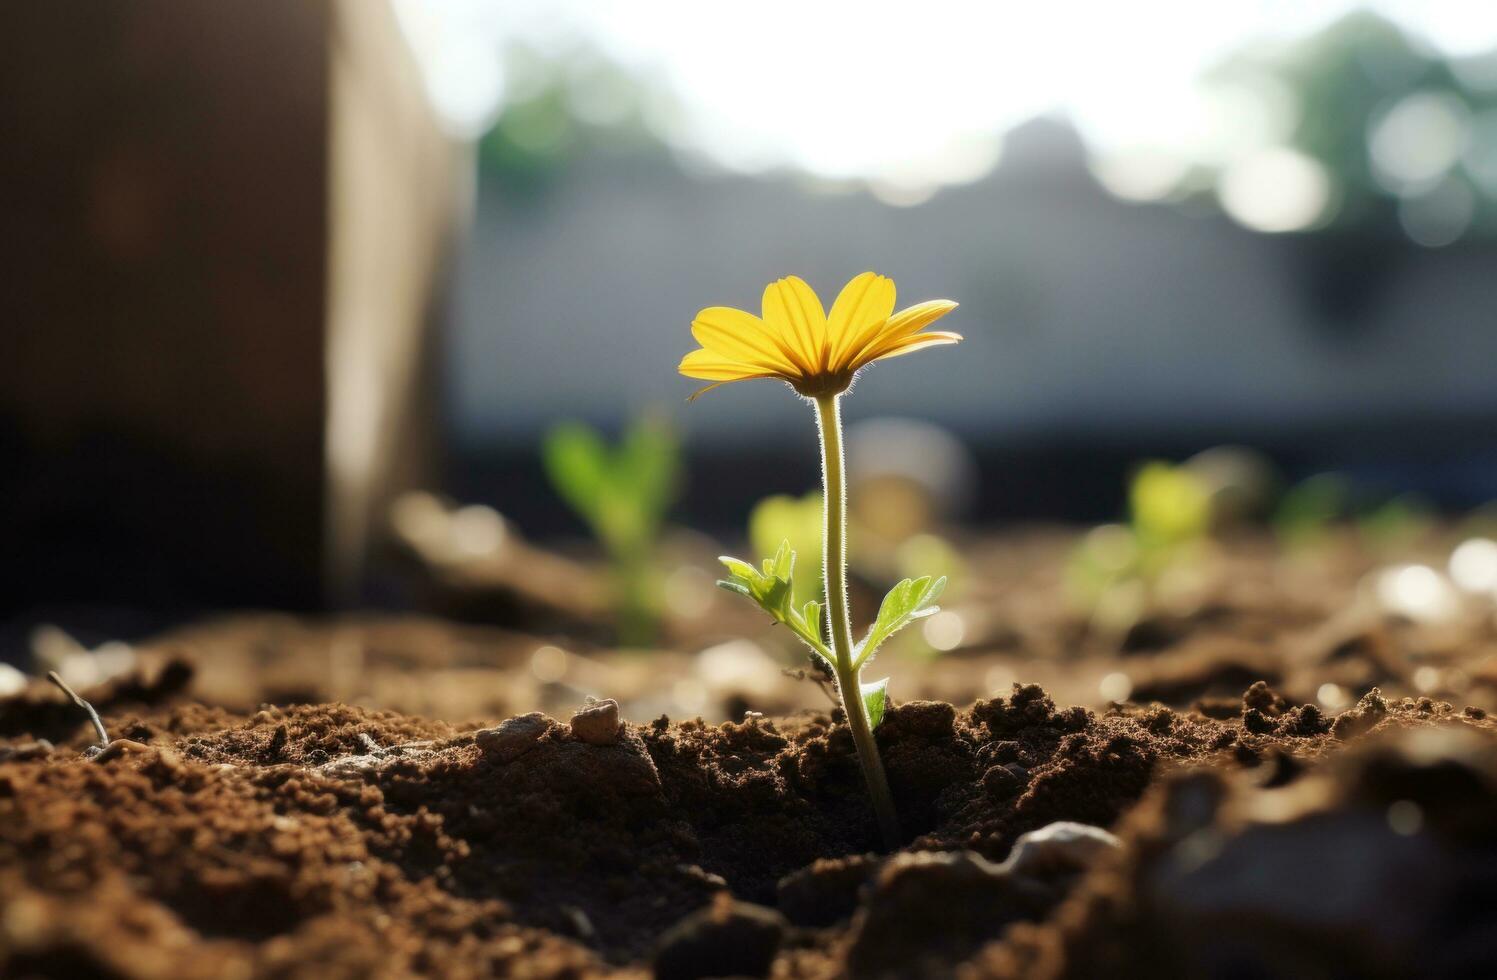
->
[395,0,1497,196]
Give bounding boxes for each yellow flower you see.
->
[679,272,960,399]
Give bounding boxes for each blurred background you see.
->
[7,1,1497,722]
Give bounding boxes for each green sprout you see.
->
[543,415,680,646]
[718,542,944,735]
[1274,475,1435,556]
[1273,473,1349,550]
[679,272,961,848]
[1357,493,1434,555]
[1068,460,1213,636]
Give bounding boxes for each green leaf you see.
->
[716,545,833,666]
[719,557,758,580]
[543,417,681,557]
[716,579,751,599]
[761,575,792,617]
[861,677,889,730]
[616,416,680,522]
[854,575,946,669]
[772,540,794,582]
[1130,461,1211,548]
[542,423,610,519]
[802,600,822,645]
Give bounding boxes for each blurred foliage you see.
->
[1130,461,1213,557]
[1209,11,1497,240]
[543,415,680,645]
[478,43,668,189]
[1068,461,1214,637]
[749,493,824,605]
[1357,492,1436,554]
[1274,474,1435,554]
[1273,473,1351,549]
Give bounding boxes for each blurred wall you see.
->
[451,120,1497,453]
[0,1,460,620]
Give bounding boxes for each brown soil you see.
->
[4,675,1493,978]
[8,526,1497,976]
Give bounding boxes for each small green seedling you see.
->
[1274,476,1434,556]
[718,542,944,732]
[543,415,680,646]
[1068,460,1213,636]
[1357,493,1434,555]
[1273,473,1349,550]
[679,271,961,848]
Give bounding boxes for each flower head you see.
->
[679,273,960,399]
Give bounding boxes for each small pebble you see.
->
[1002,821,1121,878]
[570,698,621,746]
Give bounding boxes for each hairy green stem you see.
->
[814,393,901,849]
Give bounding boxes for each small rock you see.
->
[0,740,54,762]
[477,712,552,763]
[0,663,26,698]
[570,698,621,746]
[1001,821,1120,878]
[654,894,786,980]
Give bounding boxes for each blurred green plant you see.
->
[749,493,823,604]
[1068,461,1213,636]
[1130,461,1213,565]
[1273,473,1350,549]
[543,415,680,645]
[1357,492,1435,555]
[1274,475,1435,555]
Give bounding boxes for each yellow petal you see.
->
[862,330,963,365]
[847,300,958,370]
[678,348,778,381]
[827,272,896,370]
[762,276,828,373]
[691,306,798,372]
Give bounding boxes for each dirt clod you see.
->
[653,894,786,980]
[476,711,553,762]
[847,850,1048,979]
[2,671,1492,978]
[777,853,882,927]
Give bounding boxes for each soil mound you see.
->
[2,683,1492,977]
